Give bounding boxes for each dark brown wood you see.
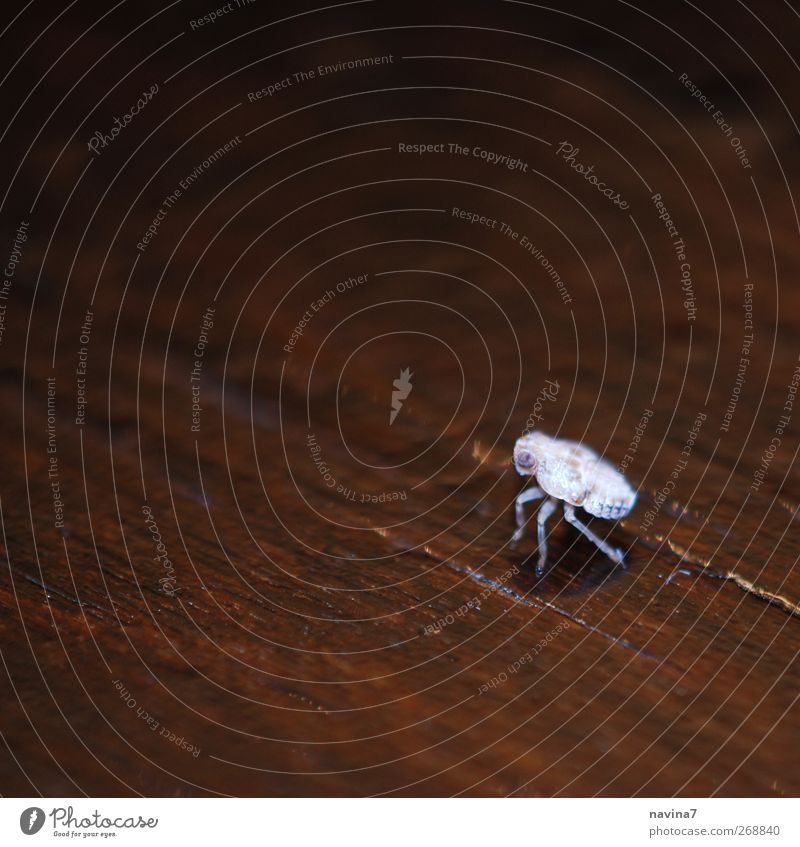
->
[1,0,799,797]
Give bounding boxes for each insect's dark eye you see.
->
[516,450,535,469]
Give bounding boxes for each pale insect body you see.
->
[512,431,636,575]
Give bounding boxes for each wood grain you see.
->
[1,0,799,797]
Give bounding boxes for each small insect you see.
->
[512,431,637,575]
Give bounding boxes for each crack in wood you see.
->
[651,535,800,620]
[445,561,663,662]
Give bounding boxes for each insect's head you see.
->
[513,437,539,476]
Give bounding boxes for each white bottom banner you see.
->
[1,797,796,846]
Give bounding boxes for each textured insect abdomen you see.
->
[582,459,637,519]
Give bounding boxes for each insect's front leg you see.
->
[511,485,545,543]
[535,497,559,576]
[563,503,625,564]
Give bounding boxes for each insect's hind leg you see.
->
[563,503,625,564]
[535,497,559,576]
[511,485,545,543]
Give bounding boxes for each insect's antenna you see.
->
[472,439,512,470]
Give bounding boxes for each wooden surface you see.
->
[1,0,800,796]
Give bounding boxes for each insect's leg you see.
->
[563,503,625,564]
[535,497,559,576]
[511,486,545,543]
